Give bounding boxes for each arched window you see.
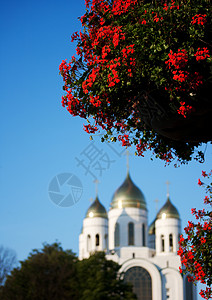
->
[87,234,91,252]
[115,223,120,247]
[96,234,100,246]
[104,234,108,249]
[166,288,170,299]
[128,222,134,245]
[124,266,152,300]
[161,235,165,252]
[169,234,173,252]
[142,224,146,246]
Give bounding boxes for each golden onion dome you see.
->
[110,172,146,210]
[86,196,108,219]
[148,219,156,235]
[156,197,180,220]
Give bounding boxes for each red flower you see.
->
[191,14,207,25]
[173,70,188,82]
[194,48,210,61]
[177,102,193,118]
[204,196,210,204]
[198,179,203,186]
[202,171,207,178]
[165,49,188,69]
[83,124,98,134]
[191,208,196,215]
[163,3,168,11]
[200,237,206,244]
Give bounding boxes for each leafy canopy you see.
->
[60,0,211,165]
[0,243,136,300]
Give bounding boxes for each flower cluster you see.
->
[194,48,210,62]
[191,14,207,25]
[166,49,188,69]
[178,171,212,299]
[112,0,138,15]
[60,0,211,164]
[177,101,193,118]
[165,47,209,117]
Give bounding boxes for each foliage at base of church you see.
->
[77,252,137,300]
[178,171,212,299]
[60,0,211,165]
[0,244,136,300]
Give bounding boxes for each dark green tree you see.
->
[77,252,137,300]
[0,242,79,300]
[0,244,136,300]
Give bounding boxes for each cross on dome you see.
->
[123,149,132,174]
[94,179,100,197]
[166,180,170,197]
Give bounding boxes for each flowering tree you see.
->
[178,171,212,299]
[60,0,211,164]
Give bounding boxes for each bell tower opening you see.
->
[142,224,146,246]
[114,222,120,247]
[128,222,134,245]
[161,235,165,252]
[95,234,100,246]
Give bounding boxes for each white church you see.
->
[79,171,197,300]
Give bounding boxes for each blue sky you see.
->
[0,0,211,297]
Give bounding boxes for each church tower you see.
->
[155,195,181,255]
[108,171,147,251]
[79,196,108,260]
[78,171,197,300]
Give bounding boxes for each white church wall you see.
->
[161,268,184,300]
[156,218,181,255]
[118,246,154,262]
[79,217,108,259]
[108,207,147,249]
[151,252,181,274]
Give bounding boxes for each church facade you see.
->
[79,172,196,300]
